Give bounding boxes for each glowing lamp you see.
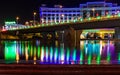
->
[97,16,101,19]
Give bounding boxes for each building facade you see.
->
[39,2,120,24]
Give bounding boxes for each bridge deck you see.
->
[1,16,120,34]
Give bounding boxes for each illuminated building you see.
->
[39,1,120,24]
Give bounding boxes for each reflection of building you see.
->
[40,1,120,24]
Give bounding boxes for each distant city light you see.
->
[5,21,16,25]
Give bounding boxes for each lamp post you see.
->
[33,12,36,25]
[16,16,19,24]
[92,8,95,17]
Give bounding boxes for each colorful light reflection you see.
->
[3,40,117,64]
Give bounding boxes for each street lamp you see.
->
[92,8,95,17]
[33,12,37,25]
[16,16,19,24]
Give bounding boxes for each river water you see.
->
[0,40,119,65]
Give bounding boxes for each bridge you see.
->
[1,14,120,52]
[1,14,120,34]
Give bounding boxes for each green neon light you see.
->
[88,17,91,20]
[73,20,76,22]
[118,53,120,61]
[28,41,31,58]
[80,51,83,64]
[80,18,83,21]
[50,47,53,62]
[5,41,16,61]
[22,41,25,56]
[5,21,16,25]
[118,13,120,17]
[83,29,100,32]
[37,45,40,59]
[107,52,111,63]
[88,54,92,65]
[96,54,101,64]
[107,15,110,18]
[66,48,70,63]
[97,16,101,19]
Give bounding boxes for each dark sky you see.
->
[0,0,119,25]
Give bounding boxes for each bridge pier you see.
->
[40,32,56,46]
[75,30,82,50]
[64,27,75,49]
[64,27,82,50]
[115,27,120,57]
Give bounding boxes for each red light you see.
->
[96,13,99,16]
[1,29,7,32]
[105,11,108,15]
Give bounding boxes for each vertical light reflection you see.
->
[21,41,25,57]
[118,53,120,64]
[80,50,83,64]
[5,41,16,61]
[27,41,31,60]
[19,41,22,57]
[46,46,49,62]
[73,48,76,64]
[96,41,101,64]
[33,42,37,63]
[16,41,19,63]
[80,41,84,64]
[96,53,101,64]
[66,48,70,64]
[88,54,92,65]
[107,40,110,63]
[55,41,59,64]
[54,47,58,63]
[85,40,88,55]
[41,46,44,62]
[87,41,92,65]
[50,46,53,63]
[24,41,28,61]
[100,41,103,55]
[37,43,40,60]
[25,41,29,61]
[30,41,33,58]
[60,43,64,64]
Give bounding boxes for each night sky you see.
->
[0,0,119,25]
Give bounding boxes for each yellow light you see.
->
[92,8,95,11]
[33,12,37,16]
[16,16,19,20]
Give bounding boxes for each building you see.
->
[39,1,120,24]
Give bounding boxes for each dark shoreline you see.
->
[0,64,119,75]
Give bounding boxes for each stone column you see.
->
[87,11,90,18]
[75,30,82,50]
[115,27,120,56]
[101,10,105,16]
[64,27,75,49]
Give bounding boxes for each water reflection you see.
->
[1,40,118,64]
